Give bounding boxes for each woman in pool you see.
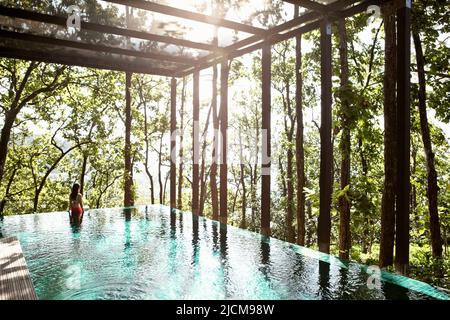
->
[69,183,84,224]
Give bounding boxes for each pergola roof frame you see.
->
[0,0,379,77]
[0,0,413,267]
[180,0,382,76]
[0,29,194,67]
[0,5,219,52]
[103,0,267,35]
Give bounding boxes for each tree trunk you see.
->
[358,136,371,255]
[142,88,155,205]
[239,128,247,229]
[411,144,417,219]
[177,77,186,209]
[124,72,134,207]
[210,64,220,220]
[163,172,169,205]
[0,113,15,185]
[249,164,256,229]
[0,166,19,216]
[80,153,88,194]
[295,12,306,246]
[413,32,442,258]
[158,133,163,204]
[306,199,313,247]
[199,104,212,216]
[379,8,397,268]
[283,74,295,243]
[338,18,352,260]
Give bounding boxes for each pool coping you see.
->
[0,236,38,300]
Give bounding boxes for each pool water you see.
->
[0,205,448,300]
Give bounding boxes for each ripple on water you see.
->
[0,205,444,300]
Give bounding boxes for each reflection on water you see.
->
[0,205,442,300]
[318,260,331,299]
[71,224,83,235]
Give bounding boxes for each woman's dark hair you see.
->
[70,183,80,201]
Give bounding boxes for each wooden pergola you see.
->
[0,0,412,260]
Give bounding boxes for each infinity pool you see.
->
[0,205,448,300]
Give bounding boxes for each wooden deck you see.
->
[0,236,37,300]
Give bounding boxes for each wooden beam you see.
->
[180,0,377,76]
[261,43,271,237]
[395,0,411,274]
[170,77,177,210]
[105,0,266,35]
[181,10,322,76]
[283,0,329,12]
[192,71,200,215]
[0,5,217,52]
[0,46,177,77]
[0,30,194,67]
[318,19,333,254]
[219,61,229,224]
[285,0,362,12]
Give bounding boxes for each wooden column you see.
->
[124,71,134,207]
[170,77,177,210]
[192,71,200,215]
[219,61,229,224]
[379,3,397,268]
[261,43,271,237]
[395,0,412,274]
[318,19,333,254]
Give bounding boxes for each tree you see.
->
[295,5,306,246]
[337,18,352,260]
[0,61,67,185]
[412,0,444,259]
[30,125,87,212]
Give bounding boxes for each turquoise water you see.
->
[0,205,448,300]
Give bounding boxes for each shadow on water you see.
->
[123,208,132,221]
[382,280,410,300]
[259,238,272,286]
[337,267,350,300]
[170,211,177,239]
[219,224,228,260]
[212,222,219,251]
[178,211,183,234]
[170,210,176,233]
[192,214,199,266]
[71,224,83,234]
[122,208,139,251]
[219,223,232,298]
[260,238,270,266]
[318,260,331,299]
